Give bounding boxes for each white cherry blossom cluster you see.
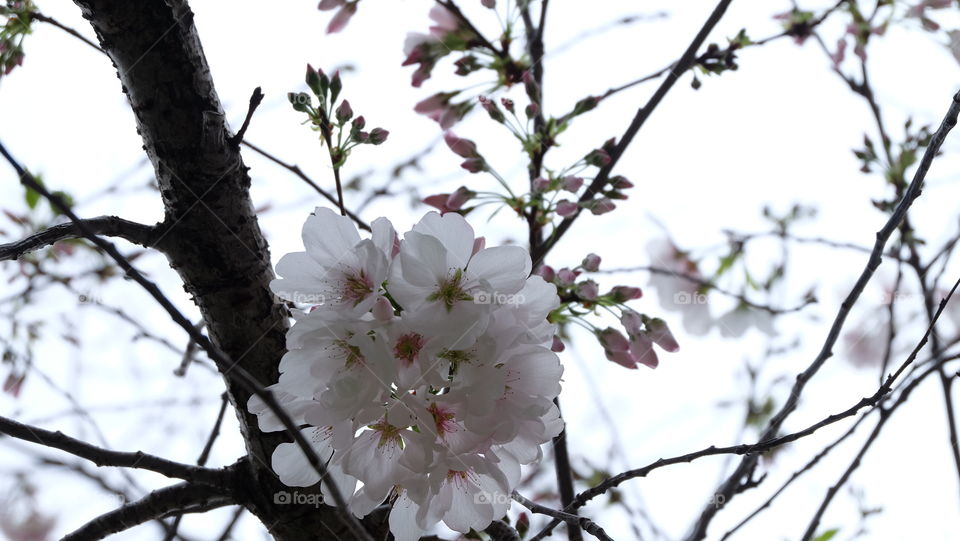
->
[249,208,564,540]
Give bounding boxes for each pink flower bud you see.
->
[598,327,630,353]
[335,99,353,123]
[423,193,453,213]
[536,265,556,282]
[562,176,583,192]
[556,268,578,285]
[326,2,357,33]
[500,97,515,113]
[589,198,616,215]
[525,102,539,118]
[368,128,389,145]
[611,286,642,302]
[577,280,599,300]
[610,175,633,189]
[472,236,486,255]
[461,157,486,173]
[318,0,345,10]
[444,131,478,158]
[551,335,565,352]
[556,200,578,217]
[581,253,601,272]
[446,186,475,210]
[646,318,679,352]
[620,310,644,336]
[585,148,612,167]
[533,177,551,191]
[481,0,496,8]
[605,349,638,369]
[629,333,659,369]
[373,296,394,321]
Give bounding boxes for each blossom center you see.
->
[427,268,472,310]
[393,332,425,365]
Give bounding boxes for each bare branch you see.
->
[0,216,158,261]
[0,414,229,486]
[683,88,960,541]
[241,140,371,231]
[228,87,264,148]
[513,492,613,541]
[61,481,233,541]
[532,0,735,266]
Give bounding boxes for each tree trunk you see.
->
[70,1,377,538]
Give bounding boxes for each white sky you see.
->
[2,1,960,540]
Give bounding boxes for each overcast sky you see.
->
[2,1,960,540]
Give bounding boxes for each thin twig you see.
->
[241,140,370,231]
[533,0,735,267]
[228,87,264,148]
[0,216,158,260]
[29,11,104,53]
[61,481,234,541]
[0,415,228,486]
[513,492,613,541]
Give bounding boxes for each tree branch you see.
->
[0,414,229,486]
[513,492,612,541]
[0,215,158,261]
[532,0,735,266]
[61,481,234,541]
[683,88,960,541]
[241,140,371,231]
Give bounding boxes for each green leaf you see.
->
[50,190,74,216]
[812,528,840,541]
[24,173,43,209]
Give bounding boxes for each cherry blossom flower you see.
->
[254,209,564,539]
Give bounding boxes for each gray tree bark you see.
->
[70,1,381,538]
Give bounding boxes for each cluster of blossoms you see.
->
[250,208,564,540]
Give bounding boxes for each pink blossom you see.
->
[645,318,679,352]
[551,335,565,352]
[533,177,550,191]
[589,198,616,215]
[598,327,630,352]
[326,2,358,33]
[830,38,846,69]
[446,186,475,210]
[556,268,578,285]
[444,131,479,158]
[424,194,456,214]
[562,176,583,192]
[610,286,642,302]
[581,253,601,272]
[556,200,578,217]
[576,280,599,301]
[415,92,462,129]
[461,157,486,173]
[536,265,555,282]
[428,5,459,39]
